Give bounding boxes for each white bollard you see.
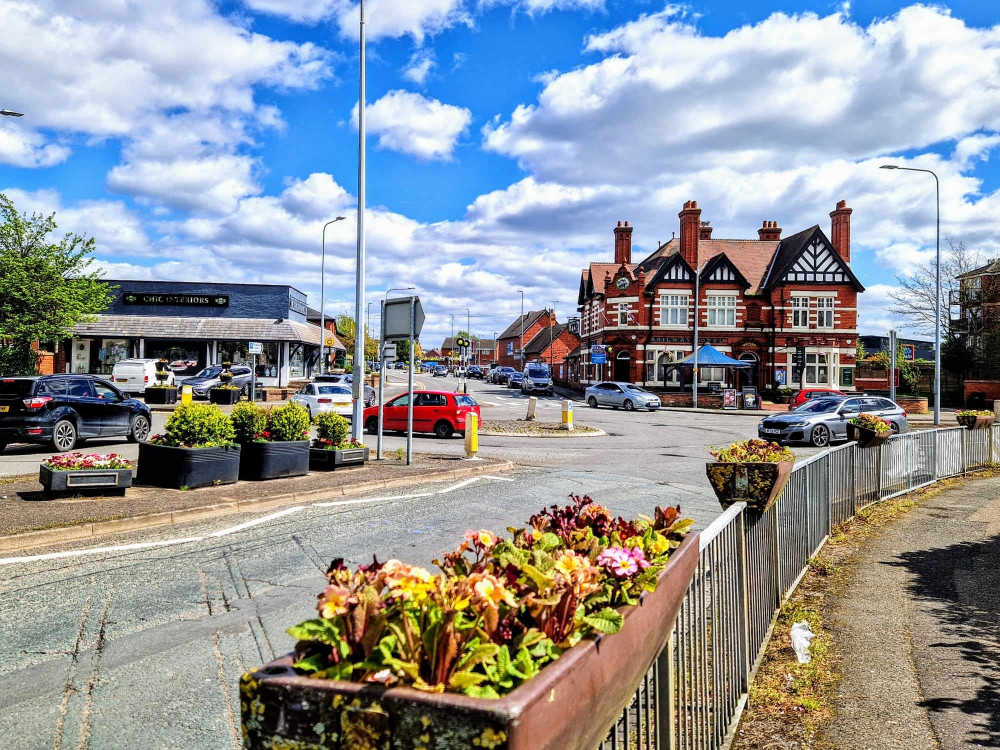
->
[562,399,573,431]
[526,396,537,421]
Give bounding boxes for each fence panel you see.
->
[777,467,809,596]
[936,428,964,478]
[828,444,855,527]
[743,510,777,671]
[855,444,880,509]
[964,427,993,470]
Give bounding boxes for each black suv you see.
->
[467,365,484,379]
[0,375,153,453]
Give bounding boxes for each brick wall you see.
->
[965,379,1000,403]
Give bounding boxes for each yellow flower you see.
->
[382,560,435,602]
[649,533,671,556]
[478,530,495,547]
[554,550,585,577]
[453,596,471,611]
[317,585,353,618]
[470,574,516,609]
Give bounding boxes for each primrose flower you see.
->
[317,585,354,619]
[464,529,497,549]
[554,550,587,577]
[629,546,650,570]
[598,547,639,578]
[382,559,435,602]
[649,533,671,556]
[469,573,516,610]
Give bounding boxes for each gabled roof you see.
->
[699,252,750,288]
[760,225,864,292]
[643,252,695,290]
[498,310,549,340]
[523,324,572,355]
[641,238,779,294]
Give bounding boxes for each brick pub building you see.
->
[571,200,865,396]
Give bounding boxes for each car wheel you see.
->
[588,396,598,408]
[623,399,635,411]
[811,424,830,447]
[890,421,900,434]
[51,419,77,452]
[365,417,378,435]
[128,414,151,443]
[434,421,454,439]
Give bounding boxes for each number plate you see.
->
[0,405,8,413]
[116,378,127,383]
[762,428,780,434]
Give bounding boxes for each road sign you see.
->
[383,343,397,361]
[324,336,336,348]
[794,346,805,368]
[248,341,262,355]
[590,344,607,365]
[384,296,425,340]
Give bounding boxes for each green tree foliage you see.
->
[336,313,379,362]
[0,194,114,374]
[393,338,423,364]
[872,344,921,394]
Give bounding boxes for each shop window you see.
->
[289,344,306,378]
[805,353,829,385]
[96,339,132,375]
[217,340,279,378]
[706,296,736,327]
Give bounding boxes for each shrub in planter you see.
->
[40,452,133,495]
[137,403,239,489]
[847,412,893,448]
[706,439,795,512]
[209,379,241,404]
[309,412,368,469]
[241,495,698,750]
[237,402,311,480]
[155,359,171,384]
[956,409,995,430]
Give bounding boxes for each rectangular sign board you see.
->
[123,292,228,307]
[741,386,760,410]
[383,296,425,340]
[248,342,263,355]
[590,345,607,365]
[382,343,397,361]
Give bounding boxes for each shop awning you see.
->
[70,315,342,348]
[665,345,753,369]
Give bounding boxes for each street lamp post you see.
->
[518,290,524,369]
[319,216,347,375]
[880,164,941,425]
[352,0,368,439]
[550,301,558,373]
[493,332,498,365]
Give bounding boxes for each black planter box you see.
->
[136,442,241,489]
[239,440,310,480]
[210,388,241,405]
[144,387,178,404]
[309,445,369,470]
[39,464,132,496]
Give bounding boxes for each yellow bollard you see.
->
[464,412,478,458]
[562,399,573,431]
[181,384,193,405]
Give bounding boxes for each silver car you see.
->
[585,382,661,411]
[313,374,376,407]
[758,395,909,447]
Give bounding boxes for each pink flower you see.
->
[598,547,638,578]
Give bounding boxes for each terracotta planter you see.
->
[240,533,700,750]
[309,445,369,471]
[956,414,995,430]
[705,460,793,512]
[846,422,891,449]
[210,388,241,405]
[896,396,928,415]
[39,465,132,496]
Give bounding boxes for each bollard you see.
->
[464,412,478,458]
[562,399,573,431]
[526,396,537,421]
[181,384,193,405]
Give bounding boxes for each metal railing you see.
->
[599,424,998,750]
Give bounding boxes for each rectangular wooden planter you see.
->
[308,446,369,471]
[39,464,132,496]
[957,414,995,430]
[209,388,241,405]
[144,387,178,404]
[240,532,700,750]
[239,440,310,480]
[706,460,793,512]
[846,422,891,449]
[136,442,241,489]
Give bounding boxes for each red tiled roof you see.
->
[645,238,779,295]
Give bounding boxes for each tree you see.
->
[888,239,985,337]
[0,194,114,374]
[335,313,379,362]
[394,338,422,364]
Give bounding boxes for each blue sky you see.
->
[1,0,998,345]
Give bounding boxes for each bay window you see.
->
[805,353,829,384]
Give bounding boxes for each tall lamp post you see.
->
[518,290,524,369]
[319,216,347,374]
[352,0,368,439]
[550,301,558,373]
[493,332,498,365]
[881,164,941,425]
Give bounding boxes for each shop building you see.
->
[572,200,865,393]
[61,280,326,387]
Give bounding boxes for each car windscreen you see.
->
[624,384,649,393]
[196,367,223,378]
[455,395,477,406]
[317,386,351,395]
[526,367,548,378]
[795,398,843,414]
[0,379,35,398]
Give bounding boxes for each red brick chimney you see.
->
[830,200,852,263]
[699,221,713,240]
[614,220,633,265]
[758,220,782,241]
[678,201,701,268]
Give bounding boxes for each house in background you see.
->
[497,310,555,368]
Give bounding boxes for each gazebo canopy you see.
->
[665,345,753,370]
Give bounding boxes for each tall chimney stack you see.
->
[678,201,701,268]
[613,220,633,265]
[699,221,713,240]
[758,220,782,241]
[830,200,852,263]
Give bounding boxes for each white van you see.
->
[111,359,174,394]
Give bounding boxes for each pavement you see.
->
[822,475,1000,749]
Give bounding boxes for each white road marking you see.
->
[209,506,304,537]
[482,475,514,482]
[0,537,204,566]
[435,477,486,494]
[312,493,433,508]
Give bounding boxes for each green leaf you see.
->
[292,653,328,673]
[496,645,511,677]
[583,607,624,634]
[287,619,342,646]
[464,684,501,700]
[534,532,562,552]
[449,670,488,690]
[456,642,499,671]
[520,563,555,591]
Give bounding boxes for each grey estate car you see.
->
[585,382,661,411]
[758,396,909,447]
[184,365,253,398]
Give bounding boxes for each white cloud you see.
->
[403,51,437,85]
[0,124,70,168]
[107,154,260,214]
[354,91,472,160]
[336,0,471,43]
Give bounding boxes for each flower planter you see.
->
[239,440,310,480]
[39,464,132,496]
[210,388,241,405]
[240,532,700,750]
[136,442,240,489]
[957,414,995,430]
[144,387,178,405]
[705,460,793,512]
[308,445,369,471]
[846,422,891,449]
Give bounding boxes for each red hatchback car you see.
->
[788,388,846,410]
[363,390,481,439]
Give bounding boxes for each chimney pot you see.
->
[613,219,633,265]
[624,220,629,227]
[758,220,782,241]
[617,220,622,227]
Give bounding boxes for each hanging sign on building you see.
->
[123,292,229,307]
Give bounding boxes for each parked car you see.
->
[507,372,525,389]
[291,383,354,419]
[585,382,661,411]
[314,374,376,406]
[759,396,908,447]
[495,366,516,385]
[184,365,253,399]
[467,365,484,379]
[452,366,466,378]
[362,390,480,439]
[520,364,553,395]
[0,375,153,452]
[486,364,499,382]
[111,358,174,395]
[168,358,198,373]
[787,388,847,411]
[433,365,448,377]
